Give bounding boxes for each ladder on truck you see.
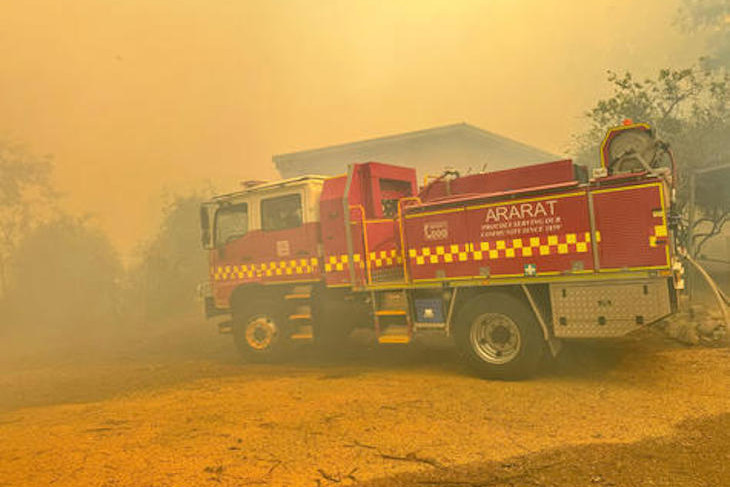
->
[287,284,315,341]
[371,290,412,344]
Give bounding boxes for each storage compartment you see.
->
[550,279,672,338]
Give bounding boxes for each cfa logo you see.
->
[424,221,448,241]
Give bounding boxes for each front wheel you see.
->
[454,293,544,380]
[232,303,288,361]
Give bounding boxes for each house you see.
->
[273,123,559,180]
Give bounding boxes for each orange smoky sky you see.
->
[0,0,705,256]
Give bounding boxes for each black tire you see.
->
[231,300,288,362]
[454,292,544,380]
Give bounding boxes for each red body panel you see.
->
[320,170,367,287]
[420,160,579,202]
[211,222,321,307]
[364,219,405,282]
[320,163,417,286]
[592,182,670,270]
[209,160,673,309]
[405,190,595,280]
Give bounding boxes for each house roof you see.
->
[273,122,558,165]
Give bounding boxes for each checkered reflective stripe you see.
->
[408,243,471,265]
[408,232,601,266]
[323,253,365,272]
[368,249,403,268]
[323,250,403,273]
[213,257,319,281]
[649,225,668,247]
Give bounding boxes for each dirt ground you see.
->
[1,318,729,487]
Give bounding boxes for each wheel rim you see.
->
[245,315,277,350]
[469,312,521,364]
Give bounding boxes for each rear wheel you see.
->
[454,293,544,380]
[232,302,288,361]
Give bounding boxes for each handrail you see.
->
[343,165,356,286]
[349,204,371,285]
[413,180,580,212]
[397,196,422,283]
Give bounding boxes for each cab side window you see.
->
[215,203,249,246]
[261,194,302,231]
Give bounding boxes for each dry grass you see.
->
[0,321,729,486]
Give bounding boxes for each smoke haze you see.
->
[0,0,706,255]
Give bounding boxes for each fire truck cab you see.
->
[201,176,326,298]
[200,123,682,380]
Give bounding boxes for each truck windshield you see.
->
[215,203,248,246]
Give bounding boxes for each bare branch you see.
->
[379,451,446,470]
[694,213,730,256]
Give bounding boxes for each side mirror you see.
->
[200,204,215,250]
[201,229,212,249]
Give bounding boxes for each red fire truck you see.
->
[199,123,682,379]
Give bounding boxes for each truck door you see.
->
[211,200,253,307]
[257,192,320,282]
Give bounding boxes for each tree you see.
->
[678,0,730,69]
[0,139,54,298]
[126,192,211,321]
[572,66,730,256]
[5,215,123,334]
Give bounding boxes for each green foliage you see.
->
[0,140,55,298]
[4,215,123,333]
[0,138,212,333]
[574,67,730,168]
[0,142,51,206]
[573,66,730,189]
[126,192,210,321]
[573,65,730,255]
[678,0,730,69]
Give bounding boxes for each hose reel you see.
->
[600,121,675,181]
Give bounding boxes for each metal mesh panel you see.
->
[550,279,671,338]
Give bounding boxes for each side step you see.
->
[290,324,314,340]
[288,289,314,341]
[373,290,412,344]
[378,325,411,344]
[285,284,313,301]
[375,309,407,316]
[218,320,233,334]
[285,293,311,300]
[413,322,447,331]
